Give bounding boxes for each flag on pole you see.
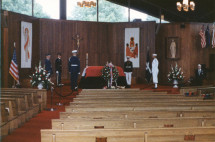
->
[9,48,19,82]
[199,25,206,48]
[145,47,152,83]
[205,25,211,48]
[212,24,215,48]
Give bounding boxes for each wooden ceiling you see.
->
[107,0,215,22]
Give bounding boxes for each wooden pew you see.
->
[52,117,215,129]
[69,101,215,108]
[65,105,215,112]
[197,87,215,97]
[180,85,213,95]
[0,98,20,134]
[77,93,183,98]
[0,90,42,137]
[79,91,168,95]
[1,92,38,111]
[72,99,209,104]
[1,102,9,123]
[73,94,204,100]
[73,97,206,103]
[60,110,215,120]
[1,95,28,112]
[81,89,141,92]
[0,98,18,119]
[1,88,47,111]
[41,127,215,142]
[1,93,39,121]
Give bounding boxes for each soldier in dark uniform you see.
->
[45,54,53,77]
[124,56,133,88]
[55,53,62,86]
[68,50,80,91]
[195,64,205,86]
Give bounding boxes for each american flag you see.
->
[212,24,215,48]
[9,48,19,81]
[199,25,206,48]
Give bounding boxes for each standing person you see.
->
[124,56,133,88]
[55,53,62,86]
[45,53,53,77]
[195,64,205,86]
[68,50,80,91]
[152,54,159,89]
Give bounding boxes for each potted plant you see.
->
[30,62,54,89]
[167,63,184,88]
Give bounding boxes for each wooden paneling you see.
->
[156,23,211,85]
[3,11,213,86]
[1,11,40,87]
[39,20,156,82]
[2,28,9,87]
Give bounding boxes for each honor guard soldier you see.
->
[45,53,53,77]
[68,50,80,91]
[152,54,159,89]
[55,53,62,86]
[124,56,133,88]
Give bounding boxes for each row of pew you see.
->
[41,87,215,142]
[0,88,47,137]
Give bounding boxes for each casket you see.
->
[79,66,126,89]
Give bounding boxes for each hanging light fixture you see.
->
[77,0,96,8]
[176,0,195,12]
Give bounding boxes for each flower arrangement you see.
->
[30,62,54,89]
[167,63,184,82]
[101,62,119,82]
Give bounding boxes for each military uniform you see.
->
[55,57,62,85]
[124,59,133,87]
[152,54,159,88]
[68,55,80,91]
[45,59,53,77]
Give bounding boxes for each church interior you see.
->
[1,0,215,142]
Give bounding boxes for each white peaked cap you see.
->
[198,64,201,66]
[72,50,77,53]
[126,56,130,58]
[152,54,157,56]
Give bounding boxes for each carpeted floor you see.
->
[2,84,179,142]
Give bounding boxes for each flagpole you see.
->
[12,42,17,88]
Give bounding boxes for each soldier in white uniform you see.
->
[152,54,159,89]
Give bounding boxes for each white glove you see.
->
[56,71,59,74]
[78,72,80,75]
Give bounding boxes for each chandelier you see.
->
[176,0,195,12]
[77,0,96,8]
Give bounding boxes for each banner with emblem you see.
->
[21,21,32,68]
[124,28,140,68]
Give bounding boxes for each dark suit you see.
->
[68,56,80,90]
[124,61,133,72]
[45,59,53,76]
[195,69,204,86]
[55,58,62,85]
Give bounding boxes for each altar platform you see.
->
[79,66,127,89]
